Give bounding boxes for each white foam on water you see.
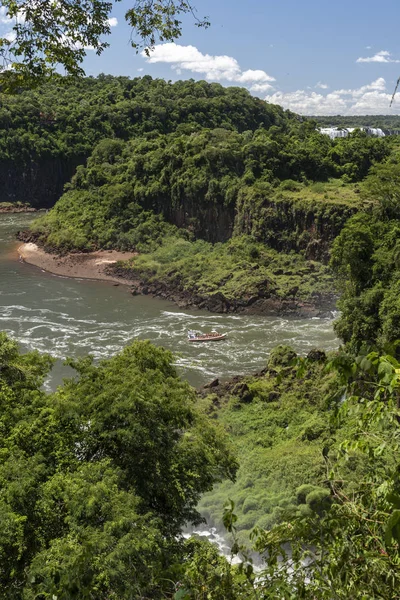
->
[1,213,340,389]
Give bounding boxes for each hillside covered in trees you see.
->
[0,75,288,207]
[3,74,400,597]
[11,73,395,314]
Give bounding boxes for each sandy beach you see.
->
[18,243,136,284]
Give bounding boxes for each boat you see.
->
[187,330,227,342]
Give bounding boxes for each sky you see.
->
[2,0,400,115]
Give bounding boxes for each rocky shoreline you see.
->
[16,233,337,317]
[108,264,337,318]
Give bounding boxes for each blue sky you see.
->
[2,0,400,114]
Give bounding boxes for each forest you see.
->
[10,75,392,313]
[0,75,288,207]
[2,73,400,597]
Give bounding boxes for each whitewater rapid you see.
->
[1,213,339,389]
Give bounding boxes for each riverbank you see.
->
[0,204,36,214]
[17,242,337,316]
[18,243,136,284]
[110,264,337,317]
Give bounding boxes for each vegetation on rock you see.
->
[197,345,341,544]
[115,235,335,311]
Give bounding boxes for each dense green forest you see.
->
[0,333,239,598]
[0,75,288,207]
[30,125,384,249]
[18,74,395,312]
[330,155,400,351]
[3,74,400,596]
[2,335,400,598]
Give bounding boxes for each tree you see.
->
[361,160,400,219]
[252,351,400,599]
[0,335,237,598]
[0,0,209,89]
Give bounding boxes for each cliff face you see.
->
[137,187,355,256]
[151,194,355,261]
[234,194,357,261]
[0,157,83,208]
[158,201,235,244]
[10,158,355,262]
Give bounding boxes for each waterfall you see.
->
[318,126,386,139]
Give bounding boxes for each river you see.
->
[0,213,339,389]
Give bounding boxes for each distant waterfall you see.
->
[319,126,385,139]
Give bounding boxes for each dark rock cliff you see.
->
[234,194,357,261]
[0,157,84,208]
[138,189,355,254]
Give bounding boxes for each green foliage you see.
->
[0,334,237,598]
[361,158,400,218]
[327,129,389,181]
[0,75,289,208]
[0,75,287,165]
[198,349,341,540]
[330,159,400,351]
[177,537,255,600]
[330,212,375,293]
[25,92,388,245]
[120,234,335,303]
[0,1,208,88]
[253,350,400,599]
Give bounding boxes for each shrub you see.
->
[242,497,260,514]
[268,345,297,369]
[279,179,303,192]
[296,484,317,505]
[306,488,331,514]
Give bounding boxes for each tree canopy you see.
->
[0,333,236,598]
[330,152,400,352]
[0,0,208,88]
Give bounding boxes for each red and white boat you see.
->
[187,330,227,342]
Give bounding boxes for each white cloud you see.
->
[137,67,143,72]
[140,42,398,115]
[142,42,275,92]
[0,7,12,24]
[264,78,397,115]
[4,31,16,43]
[107,17,118,27]
[250,82,274,93]
[265,90,348,115]
[356,50,400,63]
